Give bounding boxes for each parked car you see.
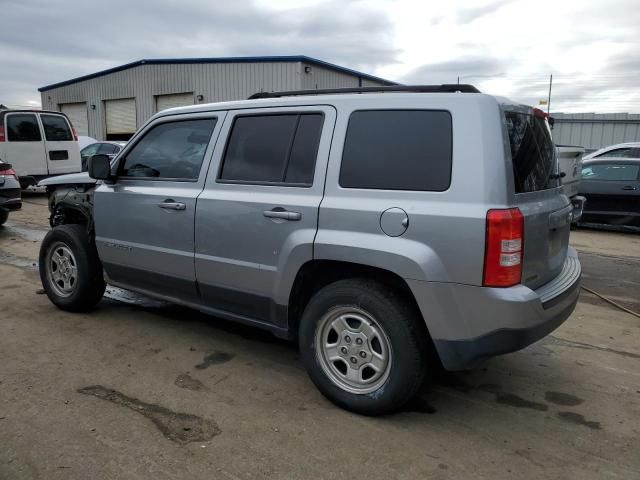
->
[583,142,640,161]
[556,145,586,222]
[38,85,581,415]
[0,161,21,225]
[0,109,82,188]
[80,141,124,171]
[78,136,97,150]
[578,158,640,227]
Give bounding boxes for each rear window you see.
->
[40,114,73,141]
[505,111,558,193]
[6,113,41,142]
[339,110,452,191]
[582,164,640,181]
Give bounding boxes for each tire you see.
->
[39,224,106,312]
[299,278,430,415]
[0,209,8,226]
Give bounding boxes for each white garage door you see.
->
[156,92,194,112]
[105,98,136,138]
[60,103,88,136]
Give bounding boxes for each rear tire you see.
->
[0,210,8,226]
[299,278,430,415]
[39,224,105,312]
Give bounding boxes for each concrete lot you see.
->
[1,192,639,480]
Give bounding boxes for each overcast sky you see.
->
[2,0,639,112]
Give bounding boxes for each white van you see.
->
[0,109,82,188]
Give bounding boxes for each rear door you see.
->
[39,113,81,175]
[94,113,223,302]
[579,161,640,225]
[195,106,334,326]
[504,109,571,289]
[3,112,47,177]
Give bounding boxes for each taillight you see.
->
[0,125,5,142]
[483,208,524,287]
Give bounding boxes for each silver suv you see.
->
[38,85,581,415]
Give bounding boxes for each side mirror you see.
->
[88,154,112,180]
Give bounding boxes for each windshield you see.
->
[505,111,558,193]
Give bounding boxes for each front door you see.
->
[94,112,224,302]
[3,112,47,177]
[195,106,336,326]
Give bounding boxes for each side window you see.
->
[581,164,640,181]
[121,118,216,180]
[219,113,324,185]
[81,144,100,157]
[340,110,453,191]
[6,114,42,142]
[596,148,631,158]
[40,114,73,141]
[98,143,119,155]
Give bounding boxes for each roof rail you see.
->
[248,84,480,99]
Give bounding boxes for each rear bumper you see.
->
[408,247,581,370]
[0,188,22,211]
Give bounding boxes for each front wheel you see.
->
[299,278,430,415]
[39,224,106,312]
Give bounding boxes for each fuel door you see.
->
[380,207,409,237]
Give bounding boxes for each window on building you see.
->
[219,113,324,185]
[121,118,216,180]
[339,110,453,191]
[6,114,41,142]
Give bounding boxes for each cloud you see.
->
[0,0,398,106]
[401,57,508,85]
[455,0,512,24]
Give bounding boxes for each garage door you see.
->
[105,98,136,140]
[156,92,194,112]
[60,103,88,136]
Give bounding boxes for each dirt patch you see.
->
[557,411,601,430]
[175,373,207,391]
[545,391,584,407]
[78,385,221,444]
[194,351,235,370]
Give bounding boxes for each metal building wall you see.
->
[551,113,640,151]
[40,62,302,140]
[300,62,388,90]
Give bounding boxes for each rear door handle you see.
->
[263,209,302,221]
[158,200,186,210]
[621,185,637,191]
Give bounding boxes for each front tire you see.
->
[39,224,106,312]
[299,278,430,415]
[0,209,8,226]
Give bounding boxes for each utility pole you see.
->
[547,74,553,114]
[457,75,460,85]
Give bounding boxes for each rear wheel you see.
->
[0,210,8,226]
[39,224,105,312]
[299,278,429,415]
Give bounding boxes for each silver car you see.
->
[38,85,581,415]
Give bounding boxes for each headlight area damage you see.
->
[47,184,96,230]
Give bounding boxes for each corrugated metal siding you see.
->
[41,62,302,140]
[300,63,387,90]
[552,113,640,151]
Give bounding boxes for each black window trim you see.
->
[116,116,218,183]
[216,111,326,188]
[338,108,454,192]
[5,112,43,143]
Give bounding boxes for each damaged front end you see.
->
[47,184,96,230]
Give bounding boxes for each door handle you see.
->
[158,200,186,210]
[263,209,302,221]
[621,185,637,191]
